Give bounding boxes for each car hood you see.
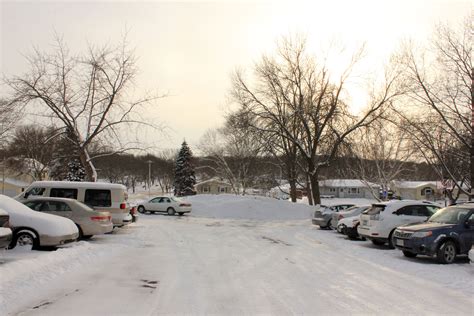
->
[0,195,78,237]
[398,222,456,231]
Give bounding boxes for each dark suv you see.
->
[393,204,474,264]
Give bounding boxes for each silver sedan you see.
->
[23,197,113,239]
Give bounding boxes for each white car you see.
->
[332,205,370,231]
[469,246,474,264]
[358,200,440,248]
[0,195,79,250]
[137,196,192,216]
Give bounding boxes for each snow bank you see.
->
[186,194,315,220]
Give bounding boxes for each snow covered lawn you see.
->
[1,195,472,315]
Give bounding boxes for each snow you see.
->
[0,227,12,238]
[25,181,127,190]
[0,195,78,236]
[393,180,437,188]
[0,194,472,315]
[320,179,379,188]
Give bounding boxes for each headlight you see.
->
[412,231,432,238]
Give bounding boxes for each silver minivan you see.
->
[16,181,133,227]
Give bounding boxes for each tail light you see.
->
[179,203,191,207]
[91,215,111,222]
[120,203,126,209]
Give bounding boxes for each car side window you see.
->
[85,189,112,207]
[417,206,434,217]
[24,201,43,212]
[27,188,45,197]
[50,188,78,199]
[151,198,160,203]
[395,206,413,216]
[164,198,171,203]
[425,205,440,216]
[47,201,72,212]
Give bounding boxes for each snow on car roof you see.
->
[27,181,126,190]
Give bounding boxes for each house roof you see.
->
[393,181,437,189]
[195,178,231,187]
[319,179,379,188]
[3,178,30,187]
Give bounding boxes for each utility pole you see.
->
[146,160,153,197]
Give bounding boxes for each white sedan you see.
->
[0,195,79,250]
[137,196,191,216]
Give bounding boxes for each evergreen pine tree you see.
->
[66,159,86,182]
[173,141,196,196]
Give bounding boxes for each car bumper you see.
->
[312,216,330,226]
[393,236,438,256]
[81,222,114,236]
[357,225,388,241]
[39,232,79,247]
[469,248,474,263]
[112,213,132,227]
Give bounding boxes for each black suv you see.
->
[393,204,474,264]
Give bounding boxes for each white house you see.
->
[319,179,379,199]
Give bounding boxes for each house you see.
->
[195,178,233,194]
[319,179,379,199]
[0,177,30,197]
[392,181,438,200]
[0,158,48,197]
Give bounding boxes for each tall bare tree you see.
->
[232,35,404,204]
[3,35,160,181]
[394,18,472,200]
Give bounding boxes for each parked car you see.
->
[393,204,474,264]
[338,215,366,240]
[332,205,370,231]
[0,195,78,250]
[0,209,12,249]
[312,204,355,229]
[22,197,113,239]
[137,196,192,216]
[469,246,474,264]
[16,181,133,227]
[358,200,440,248]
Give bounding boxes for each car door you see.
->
[394,205,425,225]
[161,197,172,211]
[459,211,474,253]
[147,198,161,211]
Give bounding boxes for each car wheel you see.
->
[76,225,84,239]
[82,235,93,240]
[167,207,176,216]
[371,240,385,246]
[388,230,396,249]
[437,240,457,264]
[178,212,184,216]
[403,251,417,258]
[11,230,38,250]
[137,206,146,214]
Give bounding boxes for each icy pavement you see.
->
[1,195,473,315]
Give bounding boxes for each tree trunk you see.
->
[289,179,297,203]
[306,174,313,205]
[78,147,97,182]
[309,171,321,205]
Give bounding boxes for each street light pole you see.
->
[146,160,153,197]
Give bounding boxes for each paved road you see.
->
[15,215,474,315]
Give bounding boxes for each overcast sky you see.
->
[0,0,469,153]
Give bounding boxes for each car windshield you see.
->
[428,207,471,224]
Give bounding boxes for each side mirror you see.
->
[465,219,474,227]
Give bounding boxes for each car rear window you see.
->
[85,189,112,207]
[50,188,78,199]
[365,205,385,215]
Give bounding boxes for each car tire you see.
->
[82,235,93,240]
[388,230,396,249]
[11,230,38,250]
[167,207,176,216]
[437,240,457,264]
[371,240,385,246]
[403,250,417,258]
[137,206,146,214]
[76,225,84,239]
[178,212,184,216]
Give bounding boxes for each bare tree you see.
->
[394,18,472,200]
[344,119,416,200]
[232,35,404,204]
[3,35,161,181]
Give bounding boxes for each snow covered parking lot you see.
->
[1,195,473,315]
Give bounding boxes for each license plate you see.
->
[362,220,368,226]
[396,239,404,247]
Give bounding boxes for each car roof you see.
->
[372,200,438,208]
[28,181,126,190]
[24,197,78,203]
